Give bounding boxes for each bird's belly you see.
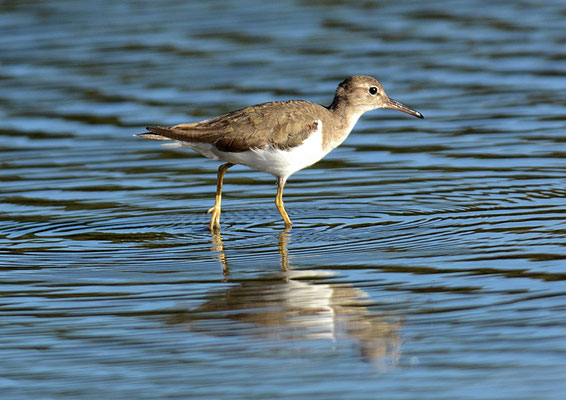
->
[215,123,328,179]
[223,145,327,179]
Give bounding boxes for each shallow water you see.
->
[1,0,566,399]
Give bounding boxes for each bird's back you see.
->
[141,100,331,152]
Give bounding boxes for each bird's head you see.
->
[332,75,423,119]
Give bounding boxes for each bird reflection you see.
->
[171,230,402,369]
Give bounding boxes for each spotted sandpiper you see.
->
[138,75,423,231]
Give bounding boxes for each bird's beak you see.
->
[385,98,424,119]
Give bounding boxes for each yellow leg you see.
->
[275,177,292,229]
[207,163,234,231]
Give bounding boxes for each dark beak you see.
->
[385,98,424,119]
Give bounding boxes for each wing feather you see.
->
[138,100,329,152]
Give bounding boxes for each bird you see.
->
[137,75,423,231]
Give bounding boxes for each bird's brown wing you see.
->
[138,100,327,152]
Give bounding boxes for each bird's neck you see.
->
[328,97,363,130]
[325,99,364,150]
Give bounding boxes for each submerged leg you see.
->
[207,163,234,231]
[275,177,292,229]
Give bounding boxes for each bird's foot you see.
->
[209,220,220,231]
[207,206,221,231]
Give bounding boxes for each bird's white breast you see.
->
[210,119,328,180]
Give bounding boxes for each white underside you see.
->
[170,119,332,181]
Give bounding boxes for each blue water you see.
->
[1,0,566,399]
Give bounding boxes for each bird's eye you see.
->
[368,86,378,95]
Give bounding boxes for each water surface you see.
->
[1,1,566,399]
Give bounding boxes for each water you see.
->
[1,0,566,399]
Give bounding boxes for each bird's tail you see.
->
[136,126,173,140]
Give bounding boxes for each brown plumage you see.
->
[140,100,328,152]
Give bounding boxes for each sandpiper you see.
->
[138,75,423,231]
